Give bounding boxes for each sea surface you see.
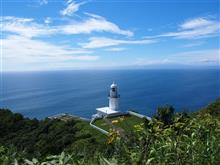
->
[0,69,219,119]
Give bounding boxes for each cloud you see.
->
[80,37,156,48]
[39,0,48,5]
[1,15,133,37]
[1,15,134,71]
[1,35,99,71]
[134,58,172,66]
[180,17,214,29]
[146,17,220,39]
[182,41,205,48]
[60,1,86,16]
[200,59,218,63]
[1,16,56,38]
[171,49,219,64]
[44,17,52,24]
[60,13,133,36]
[105,47,126,52]
[133,49,219,66]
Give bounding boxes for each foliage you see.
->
[106,99,220,164]
[0,109,106,159]
[156,105,175,125]
[0,98,220,164]
[199,98,220,117]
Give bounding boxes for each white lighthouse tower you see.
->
[109,82,120,111]
[95,82,121,117]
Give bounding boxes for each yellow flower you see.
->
[112,120,119,124]
[134,124,144,132]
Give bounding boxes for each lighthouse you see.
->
[109,82,120,111]
[95,82,121,117]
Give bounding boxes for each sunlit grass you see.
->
[93,114,145,132]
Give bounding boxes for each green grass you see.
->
[93,114,144,132]
[109,115,144,132]
[93,118,111,131]
[74,119,107,143]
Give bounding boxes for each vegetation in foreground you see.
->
[0,98,220,164]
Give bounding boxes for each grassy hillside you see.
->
[0,98,220,164]
[0,110,106,159]
[93,114,144,132]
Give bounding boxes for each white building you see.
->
[95,82,121,118]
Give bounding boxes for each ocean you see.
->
[0,69,219,119]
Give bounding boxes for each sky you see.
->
[1,0,220,71]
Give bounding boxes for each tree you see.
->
[156,105,175,125]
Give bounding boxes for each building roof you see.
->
[96,107,119,115]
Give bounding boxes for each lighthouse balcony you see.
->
[108,94,120,98]
[96,107,121,117]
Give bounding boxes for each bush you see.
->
[0,98,220,164]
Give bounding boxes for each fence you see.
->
[128,111,152,120]
[90,118,109,135]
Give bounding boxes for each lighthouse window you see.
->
[112,88,116,91]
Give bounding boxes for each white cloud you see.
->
[1,16,34,23]
[182,41,204,48]
[39,0,48,5]
[105,47,126,52]
[81,37,156,48]
[180,17,214,29]
[146,17,220,39]
[171,49,219,64]
[1,15,134,71]
[133,49,219,66]
[1,15,133,37]
[44,17,52,24]
[67,0,73,4]
[1,16,56,38]
[60,14,133,36]
[60,1,85,16]
[1,35,99,71]
[134,58,172,66]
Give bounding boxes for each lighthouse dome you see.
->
[111,82,117,88]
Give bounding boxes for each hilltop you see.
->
[0,98,220,164]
